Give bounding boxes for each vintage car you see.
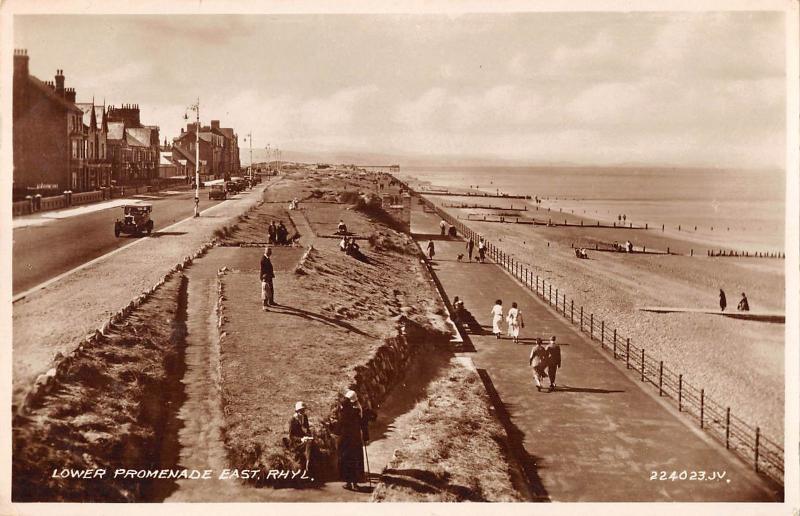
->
[209,184,227,200]
[114,204,154,237]
[225,180,241,194]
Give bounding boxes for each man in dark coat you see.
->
[719,289,727,312]
[545,335,562,392]
[466,237,475,261]
[267,222,276,244]
[260,247,275,309]
[337,390,371,490]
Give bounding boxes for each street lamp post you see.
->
[245,131,253,183]
[185,98,201,217]
[266,143,271,175]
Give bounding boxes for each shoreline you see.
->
[398,175,784,442]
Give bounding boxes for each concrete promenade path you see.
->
[411,204,780,502]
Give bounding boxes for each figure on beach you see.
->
[427,240,435,260]
[478,237,486,263]
[335,390,374,491]
[737,292,750,311]
[337,220,348,235]
[529,338,548,392]
[466,237,475,261]
[491,299,504,339]
[575,248,588,259]
[277,221,288,245]
[506,302,524,344]
[268,221,277,244]
[719,289,727,312]
[288,401,314,471]
[260,246,275,309]
[440,219,447,236]
[545,336,561,392]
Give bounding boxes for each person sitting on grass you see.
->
[737,292,750,311]
[337,220,348,235]
[340,236,348,252]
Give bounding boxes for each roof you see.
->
[107,121,125,140]
[126,127,153,147]
[26,76,82,113]
[160,155,176,166]
[76,103,105,128]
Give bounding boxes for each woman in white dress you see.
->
[491,299,504,339]
[506,302,524,344]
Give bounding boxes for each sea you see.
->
[398,166,786,253]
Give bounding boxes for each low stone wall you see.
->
[71,190,105,205]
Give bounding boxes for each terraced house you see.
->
[75,100,112,190]
[12,50,87,200]
[172,120,240,182]
[105,104,160,185]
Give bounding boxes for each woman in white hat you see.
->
[288,401,313,471]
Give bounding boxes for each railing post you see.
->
[549,285,552,305]
[570,300,574,324]
[563,294,566,315]
[590,314,594,340]
[658,361,663,396]
[580,307,583,331]
[626,338,630,368]
[725,408,730,449]
[601,321,605,347]
[700,389,704,429]
[536,275,539,294]
[678,374,683,411]
[555,288,559,309]
[640,349,645,381]
[613,330,617,358]
[754,427,760,472]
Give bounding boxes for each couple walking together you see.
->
[529,336,562,392]
[491,299,524,344]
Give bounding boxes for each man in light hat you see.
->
[288,401,314,471]
[260,246,275,310]
[336,390,371,490]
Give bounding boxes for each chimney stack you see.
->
[14,49,29,80]
[65,87,76,103]
[211,120,220,129]
[55,69,65,96]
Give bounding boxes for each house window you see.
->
[72,140,78,159]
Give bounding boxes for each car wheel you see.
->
[114,225,120,237]
[146,221,153,235]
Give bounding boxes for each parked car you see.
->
[209,185,226,200]
[114,204,153,237]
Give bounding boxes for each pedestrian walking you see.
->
[427,240,435,260]
[506,302,524,344]
[545,336,561,392]
[719,289,727,312]
[478,237,486,263]
[336,390,372,491]
[491,299,504,339]
[466,237,475,261]
[737,292,749,311]
[268,221,277,244]
[529,339,548,391]
[260,247,275,309]
[440,220,447,236]
[288,401,314,471]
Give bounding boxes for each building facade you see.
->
[105,104,160,185]
[171,120,239,182]
[75,101,112,190]
[13,50,88,199]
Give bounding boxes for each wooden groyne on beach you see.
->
[444,202,527,211]
[638,307,785,324]
[422,190,532,200]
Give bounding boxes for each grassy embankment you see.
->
[215,170,521,499]
[372,358,523,502]
[12,274,188,502]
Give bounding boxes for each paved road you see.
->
[12,190,227,295]
[411,203,781,502]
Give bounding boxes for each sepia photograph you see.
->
[2,0,797,512]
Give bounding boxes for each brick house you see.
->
[75,101,112,190]
[105,104,160,185]
[172,122,225,182]
[13,49,88,200]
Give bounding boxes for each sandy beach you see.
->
[403,178,785,443]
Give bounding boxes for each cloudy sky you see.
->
[14,11,787,168]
